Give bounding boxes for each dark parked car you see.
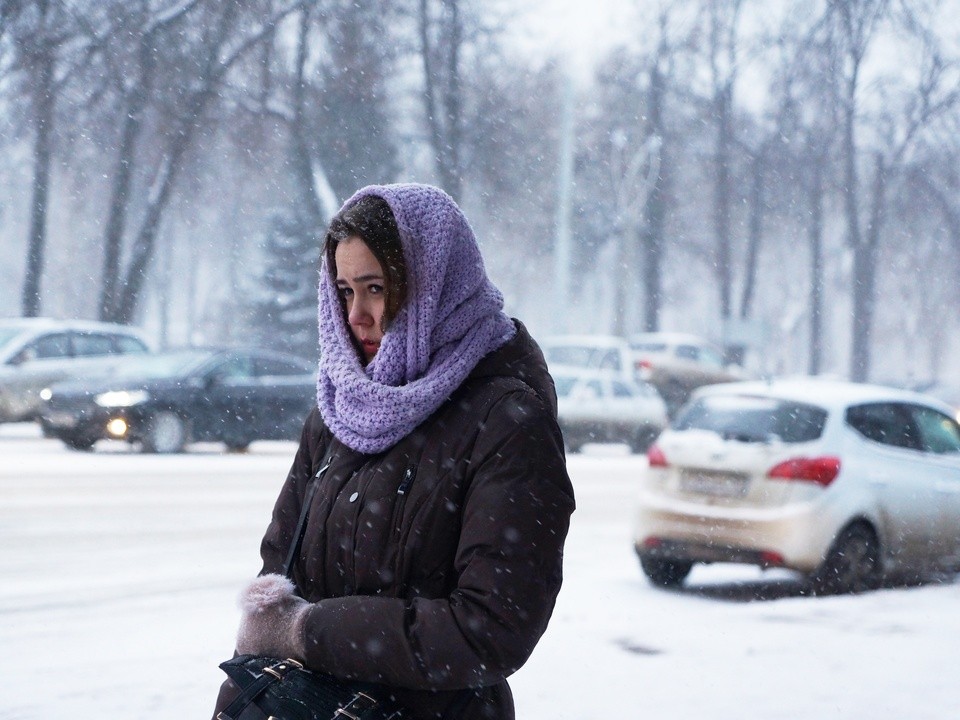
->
[0,317,151,423]
[39,348,316,453]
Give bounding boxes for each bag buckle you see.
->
[262,658,304,681]
[335,691,379,720]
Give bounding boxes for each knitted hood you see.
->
[317,184,516,453]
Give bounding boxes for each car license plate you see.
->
[679,469,749,498]
[45,412,78,429]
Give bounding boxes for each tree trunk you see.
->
[807,159,825,376]
[714,83,733,320]
[641,163,665,333]
[21,44,55,318]
[849,241,875,382]
[98,38,153,321]
[290,4,323,227]
[113,143,187,324]
[641,26,667,333]
[838,50,869,380]
[739,151,764,319]
[418,0,461,200]
[849,154,887,382]
[442,0,462,201]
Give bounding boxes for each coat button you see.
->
[349,491,359,503]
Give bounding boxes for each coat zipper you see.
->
[315,457,333,479]
[394,465,416,534]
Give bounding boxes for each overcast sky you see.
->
[517,0,639,79]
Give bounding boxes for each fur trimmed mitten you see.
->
[235,574,312,659]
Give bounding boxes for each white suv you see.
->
[0,318,152,423]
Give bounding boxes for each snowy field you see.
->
[1,423,958,720]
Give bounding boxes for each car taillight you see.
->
[635,358,653,379]
[647,444,668,468]
[760,550,785,566]
[766,456,841,487]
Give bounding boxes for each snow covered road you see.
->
[1,425,957,719]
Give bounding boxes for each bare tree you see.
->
[417,0,464,200]
[1,0,84,316]
[97,0,299,324]
[706,0,743,324]
[827,0,959,380]
[96,0,203,321]
[788,9,841,376]
[639,10,674,333]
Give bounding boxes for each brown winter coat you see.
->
[213,322,575,719]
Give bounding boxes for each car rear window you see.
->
[674,395,828,443]
[630,342,668,353]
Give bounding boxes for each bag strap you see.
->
[217,658,306,720]
[283,442,337,578]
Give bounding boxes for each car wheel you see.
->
[811,523,880,595]
[62,434,96,452]
[639,555,693,588]
[559,426,579,454]
[142,411,188,454]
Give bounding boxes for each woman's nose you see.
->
[348,297,372,326]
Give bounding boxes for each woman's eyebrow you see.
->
[337,272,384,284]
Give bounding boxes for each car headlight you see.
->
[95,390,149,408]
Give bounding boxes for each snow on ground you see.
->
[1,423,958,719]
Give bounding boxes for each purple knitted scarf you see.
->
[316,184,516,454]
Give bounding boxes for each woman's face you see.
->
[335,236,387,363]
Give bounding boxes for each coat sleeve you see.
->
[297,389,576,691]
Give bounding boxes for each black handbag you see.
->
[217,655,410,720]
[217,447,413,720]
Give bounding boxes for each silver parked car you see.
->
[633,378,960,594]
[0,318,151,423]
[555,369,667,453]
[540,334,637,382]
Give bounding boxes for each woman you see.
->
[213,183,575,719]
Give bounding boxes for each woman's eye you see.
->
[338,286,353,298]
[369,284,384,295]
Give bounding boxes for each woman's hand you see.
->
[235,574,311,659]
